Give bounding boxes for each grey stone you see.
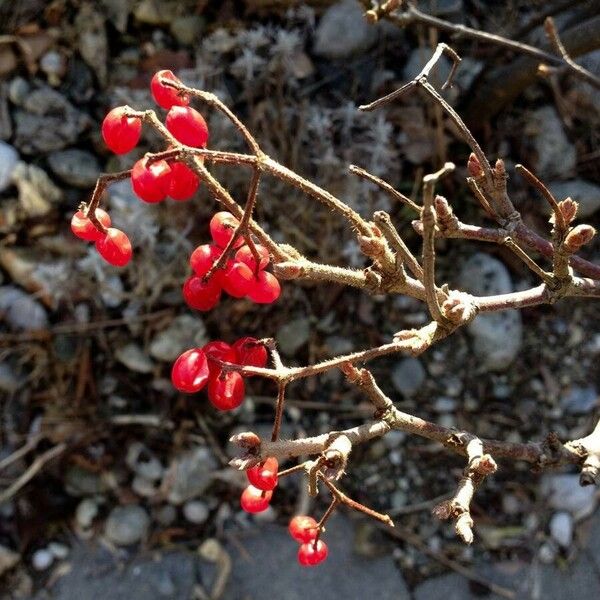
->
[32,545,196,600]
[458,254,522,371]
[47,149,101,188]
[32,548,54,571]
[104,505,150,546]
[75,498,100,529]
[529,106,576,179]
[126,442,164,481]
[183,500,209,524]
[155,505,177,527]
[0,362,20,393]
[0,285,48,331]
[433,397,457,413]
[541,474,597,519]
[170,15,204,46]
[165,447,217,504]
[149,314,208,362]
[12,161,63,217]
[276,317,311,356]
[561,385,598,414]
[48,542,69,560]
[115,343,154,374]
[391,357,426,397]
[313,0,378,60]
[0,141,18,192]
[548,179,600,218]
[65,466,107,497]
[224,514,409,599]
[549,511,573,548]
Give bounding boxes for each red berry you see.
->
[247,271,281,304]
[235,244,270,271]
[209,212,243,249]
[168,161,200,201]
[202,340,237,376]
[150,70,189,110]
[288,516,318,543]
[247,457,278,491]
[182,276,221,311]
[165,106,209,147]
[298,540,328,566]
[101,107,141,155]
[240,485,272,513]
[171,348,209,393]
[208,370,245,411]
[71,208,111,242]
[232,337,268,369]
[131,158,172,203]
[222,262,254,298]
[190,243,222,277]
[95,228,132,267]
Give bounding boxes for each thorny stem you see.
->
[84,170,132,234]
[315,497,339,541]
[271,383,287,442]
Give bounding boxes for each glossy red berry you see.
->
[247,457,278,491]
[95,228,132,267]
[209,212,243,249]
[190,243,221,277]
[168,161,200,201]
[131,158,172,203]
[171,348,209,393]
[182,276,221,311]
[165,106,209,147]
[232,337,268,369]
[202,341,237,376]
[247,271,281,304]
[298,540,328,566]
[235,244,270,271]
[71,208,111,242]
[240,485,272,514]
[101,107,141,154]
[208,371,245,411]
[150,70,189,110]
[222,262,254,298]
[288,516,318,543]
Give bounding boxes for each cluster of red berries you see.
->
[171,336,268,410]
[184,211,281,311]
[240,456,279,515]
[289,515,328,566]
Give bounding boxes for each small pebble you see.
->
[183,500,209,524]
[32,549,54,571]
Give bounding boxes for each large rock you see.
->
[47,149,101,188]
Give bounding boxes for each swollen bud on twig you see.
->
[494,158,506,177]
[558,198,578,225]
[467,153,483,177]
[564,225,596,253]
[433,195,458,231]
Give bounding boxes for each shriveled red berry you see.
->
[101,107,141,154]
[235,244,270,271]
[298,540,328,566]
[150,69,189,110]
[190,243,221,277]
[209,212,243,249]
[171,348,209,393]
[208,371,245,411]
[247,457,278,491]
[232,337,268,369]
[182,276,221,311]
[202,340,237,376]
[131,158,172,203]
[71,208,111,242]
[288,516,318,543]
[240,485,272,513]
[222,262,253,298]
[95,228,132,267]
[247,271,281,304]
[168,161,200,201]
[165,106,209,147]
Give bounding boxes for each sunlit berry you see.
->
[222,262,254,298]
[247,271,281,304]
[101,107,141,154]
[232,337,268,369]
[168,161,200,201]
[297,540,328,566]
[95,227,132,267]
[240,485,272,513]
[182,276,221,311]
[288,516,318,543]
[208,370,245,411]
[165,106,209,147]
[131,158,172,203]
[71,208,111,242]
[190,243,221,277]
[202,340,237,376]
[235,244,270,271]
[209,212,243,249]
[150,69,189,110]
[247,457,278,491]
[171,348,209,393]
